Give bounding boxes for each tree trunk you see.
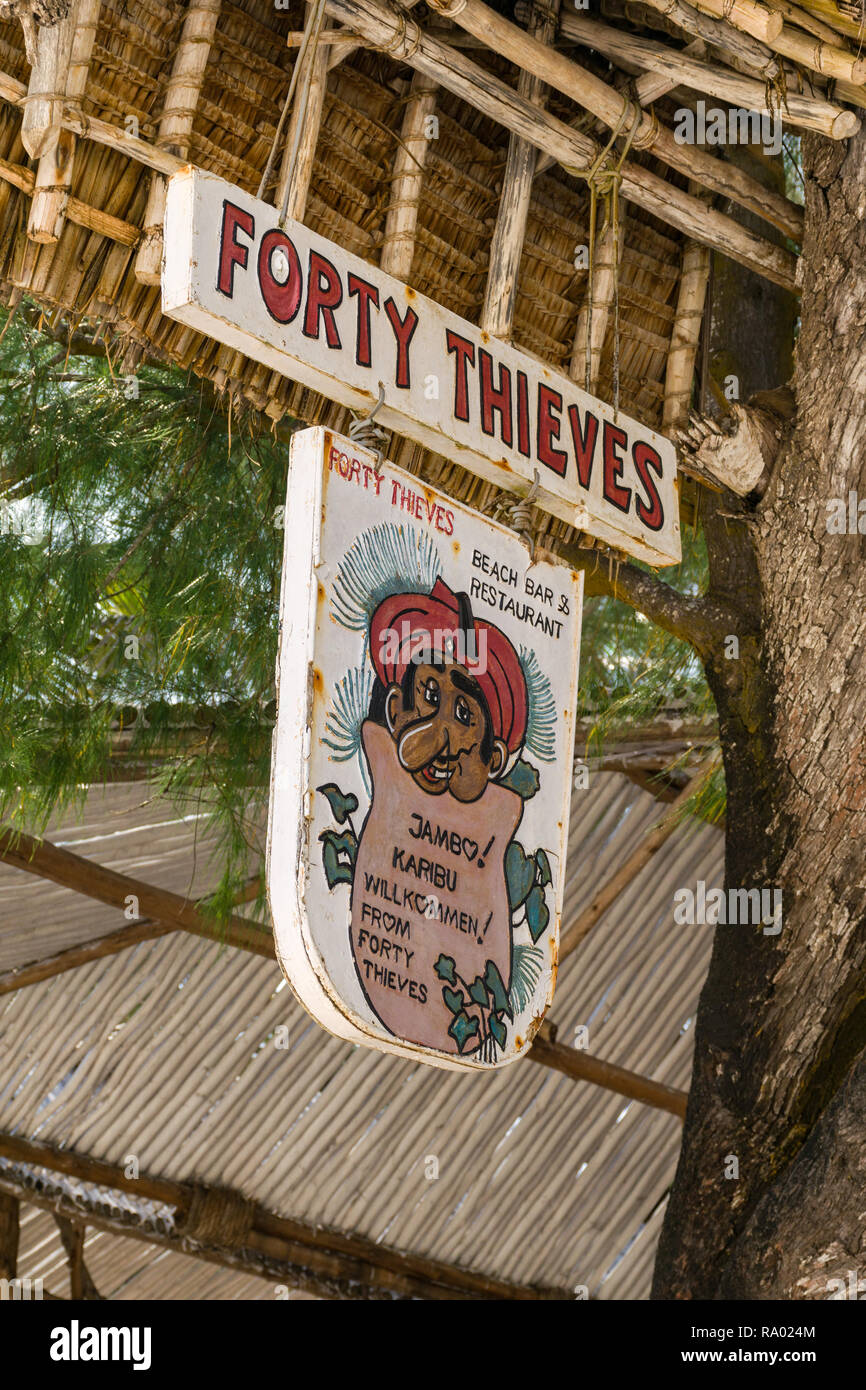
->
[653,129,866,1298]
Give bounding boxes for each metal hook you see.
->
[349,382,388,473]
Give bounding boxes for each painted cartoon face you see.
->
[385,659,508,803]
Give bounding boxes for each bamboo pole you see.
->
[673,0,783,42]
[379,70,437,280]
[134,0,221,285]
[321,0,798,285]
[536,40,707,176]
[481,0,559,339]
[570,218,620,391]
[761,0,849,44]
[614,0,780,77]
[0,52,799,280]
[277,1,329,223]
[0,153,140,244]
[664,216,711,430]
[771,17,866,84]
[26,0,101,244]
[422,0,805,238]
[561,13,859,135]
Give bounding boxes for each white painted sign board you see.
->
[162,166,681,567]
[267,427,582,1069]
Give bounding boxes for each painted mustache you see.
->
[397,720,462,781]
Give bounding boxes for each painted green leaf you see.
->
[489,1012,507,1049]
[448,1010,479,1053]
[535,847,552,887]
[319,829,356,889]
[483,959,512,1021]
[434,954,457,984]
[506,841,535,910]
[468,975,489,1008]
[442,986,465,1014]
[525,883,550,943]
[500,758,540,800]
[316,782,358,825]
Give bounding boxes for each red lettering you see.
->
[217,200,253,298]
[478,349,513,447]
[567,405,599,490]
[633,441,665,531]
[443,510,455,536]
[446,330,475,422]
[603,421,631,513]
[384,298,418,388]
[303,250,343,348]
[537,384,568,477]
[257,229,302,324]
[516,371,530,457]
[348,273,379,368]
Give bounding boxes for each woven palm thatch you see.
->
[0,2,685,484]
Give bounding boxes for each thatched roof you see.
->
[0,0,834,495]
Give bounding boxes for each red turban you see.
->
[369,578,528,753]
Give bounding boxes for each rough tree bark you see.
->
[649,127,866,1297]
[565,127,866,1298]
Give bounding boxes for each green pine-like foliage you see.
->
[0,301,722,922]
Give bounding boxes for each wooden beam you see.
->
[0,55,798,283]
[480,0,559,340]
[0,879,261,997]
[0,919,176,996]
[379,70,437,280]
[0,828,686,1114]
[0,1134,566,1300]
[54,1215,101,1299]
[0,153,140,245]
[559,766,714,960]
[561,14,860,136]
[535,39,706,177]
[601,0,781,79]
[20,0,77,161]
[321,0,797,286]
[0,1191,18,1278]
[0,830,272,957]
[277,1,329,224]
[531,1024,687,1119]
[421,0,805,240]
[655,0,783,43]
[27,0,100,245]
[134,0,221,284]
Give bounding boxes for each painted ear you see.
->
[384,683,402,734]
[488,739,509,779]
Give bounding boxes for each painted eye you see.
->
[423,679,440,707]
[455,696,472,726]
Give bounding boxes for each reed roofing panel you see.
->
[0,783,256,972]
[15,1201,293,1300]
[0,774,722,1296]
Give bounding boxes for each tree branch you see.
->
[557,542,721,655]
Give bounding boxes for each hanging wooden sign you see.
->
[267,427,582,1069]
[162,166,681,567]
